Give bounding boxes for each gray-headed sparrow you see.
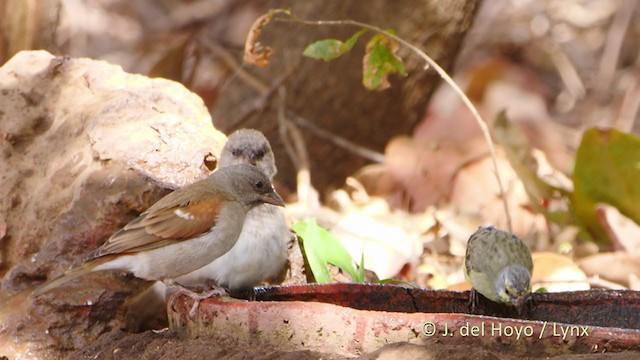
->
[33,163,284,296]
[176,129,290,292]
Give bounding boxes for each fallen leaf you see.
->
[531,252,589,292]
[596,204,640,252]
[449,155,547,236]
[578,252,640,288]
[493,111,572,206]
[384,112,487,211]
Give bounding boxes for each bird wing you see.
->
[465,227,533,277]
[510,236,533,272]
[86,197,223,260]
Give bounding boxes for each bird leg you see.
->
[163,279,228,319]
[526,293,535,313]
[468,288,479,313]
[184,287,228,319]
[515,293,535,315]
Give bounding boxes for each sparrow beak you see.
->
[248,153,258,165]
[261,188,285,207]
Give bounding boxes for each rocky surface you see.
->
[0,50,225,357]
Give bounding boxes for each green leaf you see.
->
[357,247,366,283]
[362,32,407,90]
[343,29,368,52]
[572,128,640,244]
[303,29,367,61]
[292,219,360,283]
[292,220,331,283]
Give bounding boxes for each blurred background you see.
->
[2,0,639,294]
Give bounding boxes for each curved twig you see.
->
[277,15,513,230]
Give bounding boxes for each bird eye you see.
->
[255,149,265,158]
[255,180,265,189]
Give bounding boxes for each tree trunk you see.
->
[212,0,480,192]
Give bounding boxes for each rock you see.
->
[0,50,225,356]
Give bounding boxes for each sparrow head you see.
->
[495,265,531,314]
[220,129,277,180]
[217,163,284,208]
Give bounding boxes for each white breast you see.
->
[175,203,289,290]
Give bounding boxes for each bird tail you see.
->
[31,260,103,298]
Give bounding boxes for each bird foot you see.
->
[164,280,228,319]
[183,287,228,319]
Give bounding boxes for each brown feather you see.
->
[143,200,223,238]
[86,196,223,260]
[32,256,115,296]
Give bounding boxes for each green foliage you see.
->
[293,219,365,283]
[302,29,367,61]
[362,32,407,90]
[358,246,366,283]
[572,128,640,244]
[302,29,407,91]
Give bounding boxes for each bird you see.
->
[32,163,285,297]
[464,225,533,314]
[175,129,290,294]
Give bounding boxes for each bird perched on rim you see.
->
[32,163,285,297]
[464,225,533,314]
[175,129,290,293]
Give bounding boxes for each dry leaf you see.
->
[464,58,578,174]
[578,252,640,288]
[243,9,290,68]
[449,156,547,236]
[596,204,640,253]
[493,111,572,208]
[384,105,487,211]
[531,252,589,292]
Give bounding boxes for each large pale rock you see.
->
[0,51,225,355]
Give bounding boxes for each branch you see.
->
[277,15,513,230]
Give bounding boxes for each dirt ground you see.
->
[66,330,640,360]
[66,330,347,360]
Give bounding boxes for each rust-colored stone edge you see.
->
[168,288,640,357]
